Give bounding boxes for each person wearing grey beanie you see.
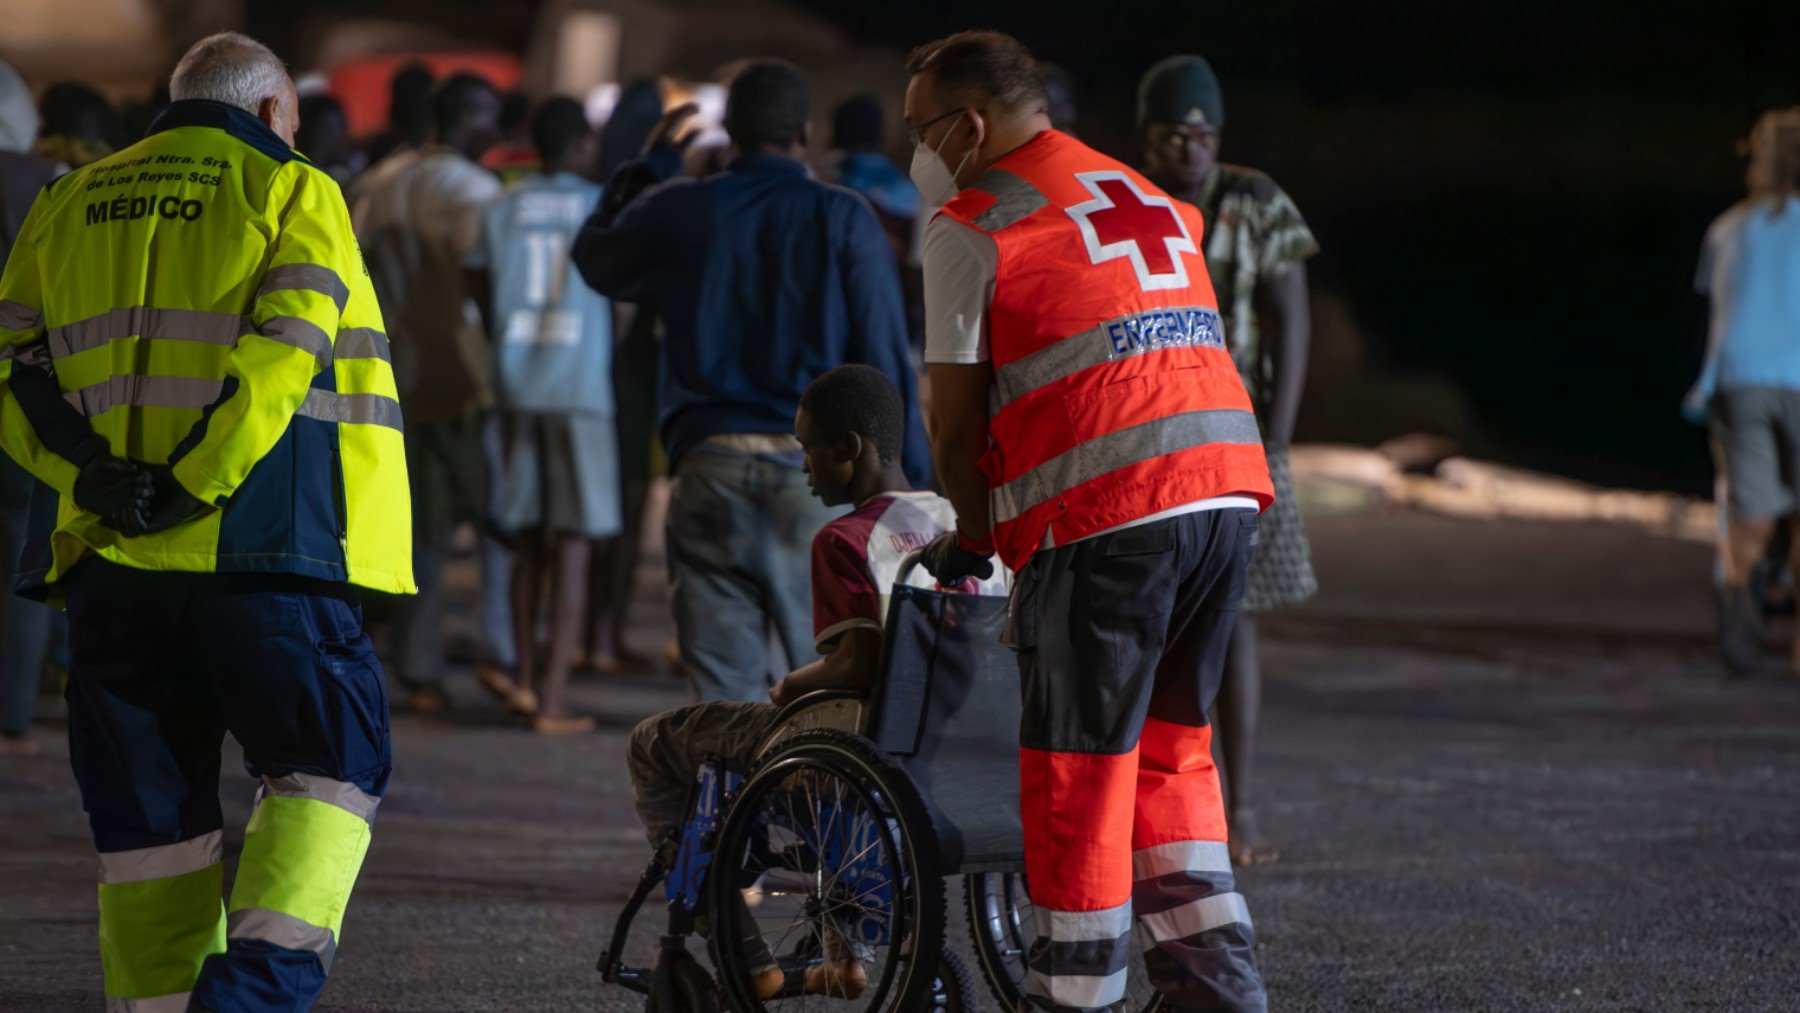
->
[1139,53,1321,868]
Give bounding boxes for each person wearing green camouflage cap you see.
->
[1139,54,1320,867]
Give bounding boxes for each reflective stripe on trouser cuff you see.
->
[260,772,381,824]
[48,306,243,358]
[296,389,404,431]
[1033,899,1134,942]
[228,907,337,972]
[335,327,391,361]
[995,409,1263,523]
[65,374,223,416]
[232,792,374,939]
[968,168,1049,231]
[1027,966,1128,1010]
[98,863,226,1000]
[252,315,333,372]
[994,306,1223,407]
[99,830,224,884]
[0,298,42,331]
[107,992,191,1012]
[1137,892,1252,949]
[259,263,350,314]
[1132,839,1232,881]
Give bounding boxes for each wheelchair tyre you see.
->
[709,730,946,1012]
[964,872,1164,1012]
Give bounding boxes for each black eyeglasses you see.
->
[906,107,967,149]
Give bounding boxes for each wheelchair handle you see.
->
[894,548,929,589]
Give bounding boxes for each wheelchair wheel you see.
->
[964,872,1164,1012]
[709,730,946,1011]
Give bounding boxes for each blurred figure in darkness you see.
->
[481,89,542,184]
[352,73,516,714]
[1040,62,1080,133]
[35,82,125,168]
[367,62,434,164]
[584,77,664,673]
[296,93,362,183]
[122,84,170,144]
[1687,107,1800,676]
[0,59,59,755]
[1139,54,1320,866]
[831,92,922,348]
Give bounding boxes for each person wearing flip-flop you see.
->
[626,366,1004,998]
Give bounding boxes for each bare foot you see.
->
[475,664,538,716]
[752,966,786,999]
[803,958,868,998]
[531,713,596,736]
[400,686,450,714]
[0,733,42,756]
[1229,810,1280,866]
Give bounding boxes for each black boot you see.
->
[1717,584,1765,676]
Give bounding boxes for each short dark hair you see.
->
[801,365,904,466]
[40,82,125,148]
[726,59,811,150]
[832,92,883,151]
[433,72,497,138]
[530,96,591,165]
[905,31,1046,117]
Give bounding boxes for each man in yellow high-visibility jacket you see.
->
[0,32,412,1011]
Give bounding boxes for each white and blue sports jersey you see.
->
[469,172,613,415]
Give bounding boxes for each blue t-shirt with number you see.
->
[469,172,613,415]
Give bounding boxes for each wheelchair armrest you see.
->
[772,688,870,726]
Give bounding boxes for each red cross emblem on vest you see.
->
[1065,170,1198,292]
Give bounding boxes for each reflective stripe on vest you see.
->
[46,305,388,370]
[0,298,43,331]
[64,372,402,432]
[994,305,1224,407]
[992,409,1261,524]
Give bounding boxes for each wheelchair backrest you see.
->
[869,578,1023,873]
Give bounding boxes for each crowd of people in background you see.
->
[0,43,1330,873]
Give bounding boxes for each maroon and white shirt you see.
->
[812,490,1010,650]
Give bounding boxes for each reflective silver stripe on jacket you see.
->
[993,409,1262,524]
[1136,892,1252,949]
[968,169,1049,231]
[48,306,244,359]
[295,390,404,433]
[258,263,349,314]
[0,299,42,332]
[65,374,224,416]
[251,315,333,371]
[1132,839,1233,881]
[106,992,191,1012]
[261,771,381,824]
[334,327,391,362]
[98,830,224,884]
[994,306,1224,407]
[228,908,337,971]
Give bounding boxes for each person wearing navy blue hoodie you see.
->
[574,59,929,703]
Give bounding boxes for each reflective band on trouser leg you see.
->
[1130,719,1264,1011]
[95,830,227,1006]
[1020,747,1138,1011]
[226,774,379,975]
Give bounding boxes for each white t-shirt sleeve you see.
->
[921,214,998,365]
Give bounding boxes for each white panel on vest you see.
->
[1064,170,1197,292]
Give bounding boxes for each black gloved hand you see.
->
[118,464,206,537]
[70,438,152,524]
[920,529,995,584]
[645,935,719,1013]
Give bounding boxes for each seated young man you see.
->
[626,365,1004,997]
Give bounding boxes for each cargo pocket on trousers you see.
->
[312,597,392,794]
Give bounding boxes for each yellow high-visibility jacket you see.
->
[0,99,413,597]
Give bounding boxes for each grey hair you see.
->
[169,32,290,115]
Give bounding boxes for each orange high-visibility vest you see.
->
[937,130,1273,571]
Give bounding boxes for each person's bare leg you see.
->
[483,532,541,716]
[1218,616,1276,865]
[1786,517,1800,672]
[1725,517,1777,588]
[1718,517,1775,675]
[533,533,596,734]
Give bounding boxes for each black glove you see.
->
[117,464,206,537]
[920,529,995,584]
[645,935,719,1013]
[70,438,152,523]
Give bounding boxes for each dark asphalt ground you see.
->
[3,504,1798,1011]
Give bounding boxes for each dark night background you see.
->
[249,0,1800,495]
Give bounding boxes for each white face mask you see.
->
[910,111,971,206]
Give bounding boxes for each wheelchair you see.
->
[599,553,1165,1011]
